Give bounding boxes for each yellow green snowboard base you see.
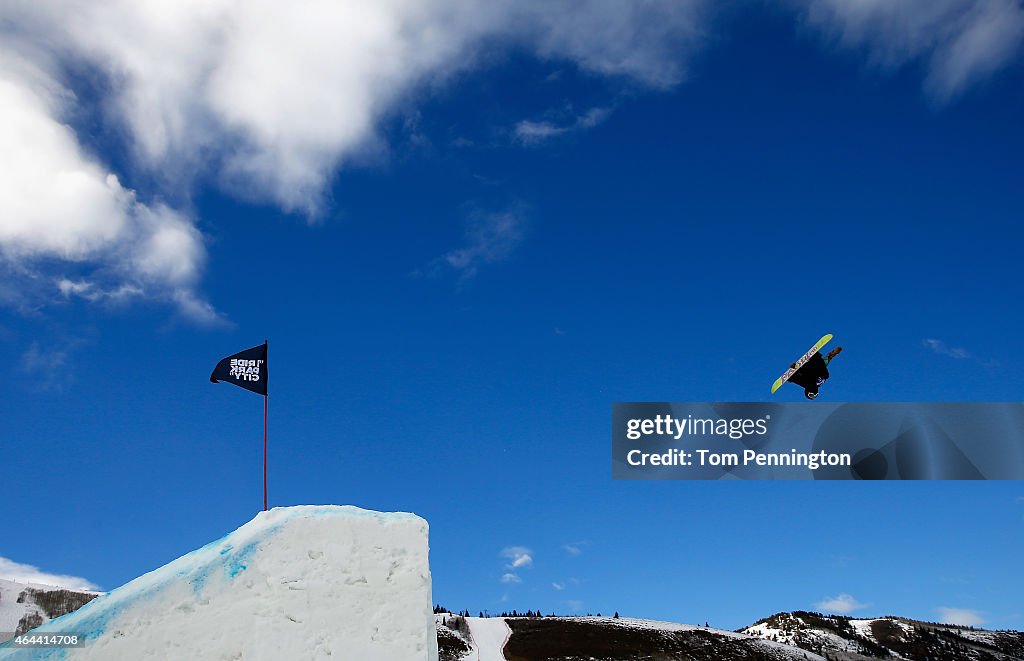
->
[771,334,833,394]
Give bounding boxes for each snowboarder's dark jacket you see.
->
[789,352,829,390]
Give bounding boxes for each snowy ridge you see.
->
[558,616,825,658]
[435,614,823,660]
[433,611,1023,661]
[0,505,438,661]
[0,580,100,641]
[744,616,869,656]
[741,611,1024,660]
[848,618,877,644]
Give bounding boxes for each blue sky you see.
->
[2,0,1023,632]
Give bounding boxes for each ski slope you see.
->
[465,617,510,661]
[0,505,437,660]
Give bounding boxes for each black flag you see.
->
[210,342,268,396]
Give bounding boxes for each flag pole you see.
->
[209,340,270,514]
[263,392,268,511]
[263,339,268,512]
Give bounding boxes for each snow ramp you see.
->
[0,505,438,661]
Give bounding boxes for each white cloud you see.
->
[566,599,585,613]
[500,573,521,584]
[551,578,581,591]
[0,0,707,316]
[0,556,99,592]
[434,208,527,281]
[1,0,1015,320]
[936,607,985,626]
[512,3,708,90]
[923,338,972,359]
[57,279,143,303]
[500,546,533,570]
[0,70,127,259]
[3,0,707,214]
[561,542,588,557]
[513,120,565,144]
[0,50,212,321]
[170,289,225,326]
[796,0,1024,100]
[130,207,205,288]
[21,341,68,374]
[514,107,612,146]
[815,593,869,614]
[19,339,88,391]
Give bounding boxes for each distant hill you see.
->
[0,578,100,642]
[741,611,1024,660]
[436,613,825,660]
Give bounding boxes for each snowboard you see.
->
[770,334,833,394]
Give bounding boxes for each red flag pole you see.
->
[263,393,268,511]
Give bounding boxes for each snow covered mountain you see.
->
[434,611,1024,660]
[0,579,100,642]
[741,611,1024,660]
[436,613,825,660]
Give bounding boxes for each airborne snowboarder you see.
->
[770,334,844,398]
[789,346,843,399]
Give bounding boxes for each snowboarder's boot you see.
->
[826,346,843,361]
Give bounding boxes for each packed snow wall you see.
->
[0,505,438,661]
